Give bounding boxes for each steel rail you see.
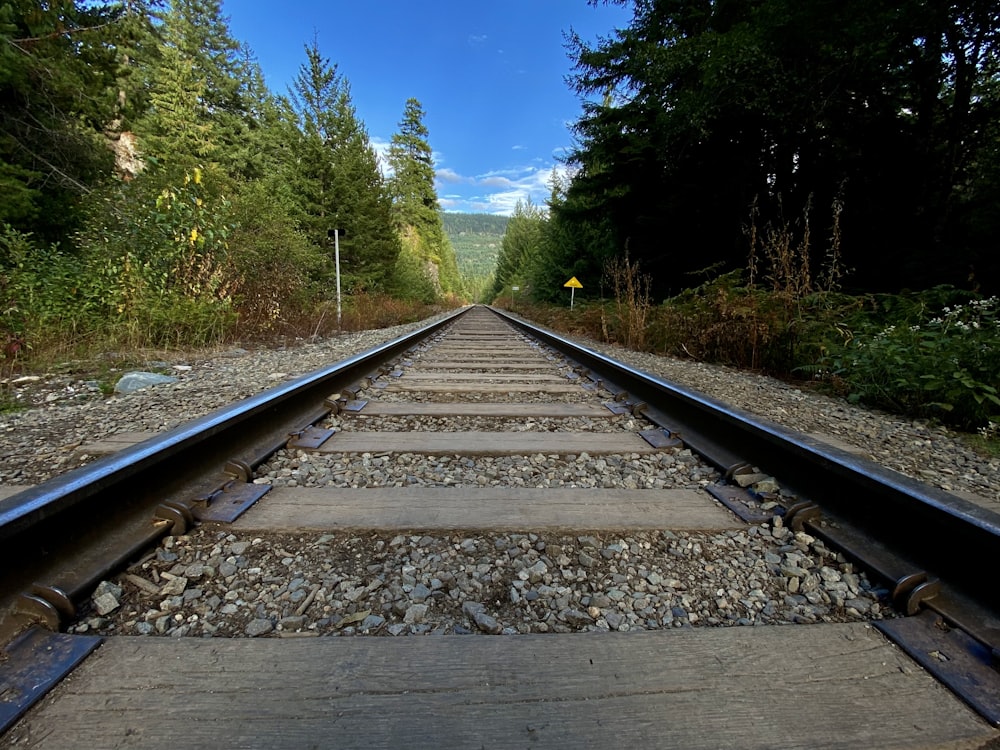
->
[0,307,466,642]
[492,306,1000,721]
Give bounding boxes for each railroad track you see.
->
[1,305,998,748]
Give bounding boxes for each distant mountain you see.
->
[442,213,508,294]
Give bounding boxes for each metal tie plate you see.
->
[638,428,684,449]
[877,609,1000,727]
[0,627,102,735]
[287,426,336,450]
[193,483,271,523]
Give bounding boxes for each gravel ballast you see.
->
[70,521,886,638]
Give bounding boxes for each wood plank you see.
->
[440,335,521,340]
[349,402,613,417]
[806,432,869,457]
[316,431,656,455]
[0,486,28,502]
[7,626,994,749]
[232,487,743,531]
[413,357,550,365]
[424,347,539,355]
[393,372,568,382]
[383,382,584,394]
[950,489,1000,514]
[412,362,556,370]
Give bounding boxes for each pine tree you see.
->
[288,41,399,290]
[0,0,121,238]
[387,98,460,295]
[489,199,546,300]
[138,0,251,171]
[388,98,439,225]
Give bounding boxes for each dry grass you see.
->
[604,252,652,350]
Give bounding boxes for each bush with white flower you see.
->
[826,295,999,431]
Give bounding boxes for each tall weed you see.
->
[603,252,651,349]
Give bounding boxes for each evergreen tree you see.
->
[288,41,398,290]
[489,199,546,300]
[527,176,614,303]
[138,0,251,171]
[387,98,460,296]
[0,0,122,239]
[388,99,438,223]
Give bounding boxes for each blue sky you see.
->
[224,1,631,215]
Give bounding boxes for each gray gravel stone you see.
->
[472,612,503,634]
[404,604,428,624]
[246,618,273,637]
[114,372,178,394]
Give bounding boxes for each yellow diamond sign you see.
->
[563,276,583,289]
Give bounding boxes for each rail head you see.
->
[490,306,1000,612]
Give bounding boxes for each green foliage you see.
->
[561,0,1000,296]
[488,200,546,300]
[0,1,121,239]
[821,294,1000,430]
[528,174,616,304]
[442,213,510,236]
[0,224,86,327]
[387,234,437,304]
[72,165,238,346]
[138,0,253,171]
[288,41,399,291]
[226,176,327,333]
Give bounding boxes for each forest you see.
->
[1,1,997,433]
[0,0,460,356]
[488,0,999,433]
[441,213,508,301]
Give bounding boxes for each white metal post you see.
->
[335,228,342,330]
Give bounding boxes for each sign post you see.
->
[334,229,342,329]
[563,276,583,309]
[328,228,345,330]
[511,285,519,308]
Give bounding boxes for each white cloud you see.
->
[435,168,468,184]
[511,144,526,151]
[434,162,561,215]
[480,176,514,188]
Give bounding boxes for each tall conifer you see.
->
[289,41,398,290]
[387,98,460,294]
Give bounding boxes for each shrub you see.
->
[823,295,1000,430]
[226,178,327,336]
[76,166,240,347]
